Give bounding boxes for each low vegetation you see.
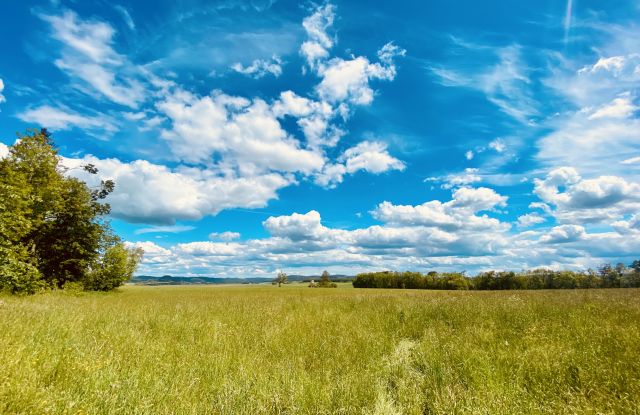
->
[0,130,142,294]
[1,285,639,414]
[353,262,640,290]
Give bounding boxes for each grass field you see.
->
[1,285,639,414]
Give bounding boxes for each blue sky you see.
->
[1,0,640,277]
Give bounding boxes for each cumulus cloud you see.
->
[272,90,341,149]
[516,213,546,228]
[299,4,405,107]
[540,225,585,244]
[157,89,324,174]
[264,210,335,241]
[209,231,241,241]
[62,155,292,224]
[426,168,482,189]
[122,185,640,277]
[372,186,508,231]
[533,167,640,223]
[315,44,405,106]
[127,197,512,278]
[230,55,283,78]
[315,141,405,187]
[299,4,335,69]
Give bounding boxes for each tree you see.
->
[275,271,288,287]
[84,243,144,291]
[0,129,143,293]
[318,270,337,288]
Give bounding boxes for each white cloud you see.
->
[533,167,640,223]
[135,225,195,235]
[114,5,135,30]
[516,213,546,228]
[299,4,335,69]
[0,142,8,159]
[209,231,241,241]
[272,90,340,149]
[488,138,506,152]
[372,186,508,231]
[540,225,585,244]
[17,105,116,132]
[125,194,640,277]
[588,95,638,120]
[62,155,292,224]
[299,5,404,107]
[315,45,404,106]
[39,10,146,108]
[230,55,283,78]
[465,150,474,160]
[622,156,640,165]
[315,141,405,187]
[539,28,640,175]
[264,210,334,241]
[0,78,5,104]
[426,168,481,189]
[431,44,537,122]
[157,89,324,174]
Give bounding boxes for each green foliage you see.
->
[353,264,640,290]
[0,130,142,294]
[317,270,337,288]
[0,246,44,295]
[274,271,288,287]
[84,244,144,291]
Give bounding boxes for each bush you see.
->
[83,244,143,291]
[0,246,45,295]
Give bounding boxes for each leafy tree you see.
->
[318,270,337,288]
[84,243,144,291]
[0,129,142,293]
[274,271,288,287]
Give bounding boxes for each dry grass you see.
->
[1,285,639,414]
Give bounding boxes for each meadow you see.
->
[1,285,639,414]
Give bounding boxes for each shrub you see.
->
[83,244,143,291]
[0,246,45,295]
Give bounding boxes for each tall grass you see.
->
[1,285,639,414]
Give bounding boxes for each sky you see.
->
[1,0,640,278]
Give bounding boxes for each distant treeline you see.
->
[352,262,640,290]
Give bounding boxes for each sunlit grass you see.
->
[1,285,639,414]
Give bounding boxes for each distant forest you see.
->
[353,262,640,290]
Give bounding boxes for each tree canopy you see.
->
[0,129,143,294]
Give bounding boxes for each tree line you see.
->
[352,262,640,290]
[0,130,143,294]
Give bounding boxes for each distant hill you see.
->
[130,274,354,285]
